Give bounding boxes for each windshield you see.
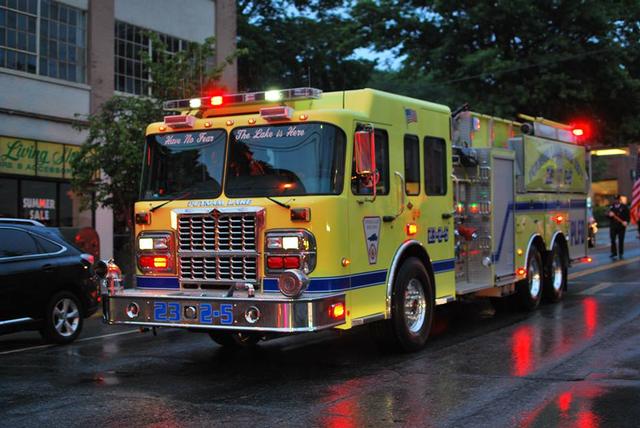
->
[140,130,226,200]
[225,123,346,197]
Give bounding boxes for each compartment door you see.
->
[492,156,515,277]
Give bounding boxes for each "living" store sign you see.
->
[0,136,80,178]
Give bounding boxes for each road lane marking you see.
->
[578,282,615,295]
[0,343,55,355]
[75,329,140,342]
[0,329,139,356]
[569,256,640,280]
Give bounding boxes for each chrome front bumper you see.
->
[104,288,346,333]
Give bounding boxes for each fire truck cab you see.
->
[99,88,589,351]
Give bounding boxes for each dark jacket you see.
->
[608,202,630,229]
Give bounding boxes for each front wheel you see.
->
[40,291,84,344]
[544,244,567,303]
[516,247,543,311]
[370,257,434,352]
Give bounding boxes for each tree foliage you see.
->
[354,0,640,145]
[71,97,161,229]
[237,0,376,91]
[71,35,235,230]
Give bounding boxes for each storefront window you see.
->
[0,177,18,217]
[59,182,73,226]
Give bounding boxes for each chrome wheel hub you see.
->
[552,252,563,291]
[528,257,542,298]
[404,279,426,333]
[53,298,80,337]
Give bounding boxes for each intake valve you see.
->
[457,225,478,241]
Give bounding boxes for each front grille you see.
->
[178,214,256,252]
[177,212,259,284]
[179,255,257,282]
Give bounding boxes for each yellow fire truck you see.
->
[99,88,589,351]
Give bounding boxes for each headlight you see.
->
[265,229,317,275]
[136,232,175,274]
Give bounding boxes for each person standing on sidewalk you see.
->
[608,194,630,259]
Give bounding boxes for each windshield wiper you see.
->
[266,196,291,209]
[149,189,193,212]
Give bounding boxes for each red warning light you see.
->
[329,302,345,319]
[569,120,593,141]
[211,96,223,106]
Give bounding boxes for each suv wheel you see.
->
[41,291,84,344]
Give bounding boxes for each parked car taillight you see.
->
[136,232,175,274]
[80,253,95,265]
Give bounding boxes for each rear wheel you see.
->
[370,257,434,352]
[208,331,261,348]
[544,244,567,303]
[516,246,543,311]
[41,291,84,344]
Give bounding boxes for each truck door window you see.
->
[351,128,389,195]
[424,136,447,195]
[404,134,420,195]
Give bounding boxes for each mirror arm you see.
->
[364,172,377,203]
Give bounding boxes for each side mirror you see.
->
[354,129,375,175]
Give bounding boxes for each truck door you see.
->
[421,136,455,296]
[347,125,398,320]
[492,154,516,277]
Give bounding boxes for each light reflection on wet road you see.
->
[1,242,640,427]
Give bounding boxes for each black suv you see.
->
[0,219,99,344]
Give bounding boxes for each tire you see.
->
[516,246,543,311]
[370,257,434,352]
[40,291,84,344]
[208,331,260,348]
[544,243,567,303]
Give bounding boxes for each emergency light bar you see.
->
[518,114,578,144]
[163,87,322,111]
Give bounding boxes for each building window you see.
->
[115,20,188,95]
[0,0,86,83]
[39,0,86,82]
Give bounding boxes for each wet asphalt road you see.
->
[2,235,640,427]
